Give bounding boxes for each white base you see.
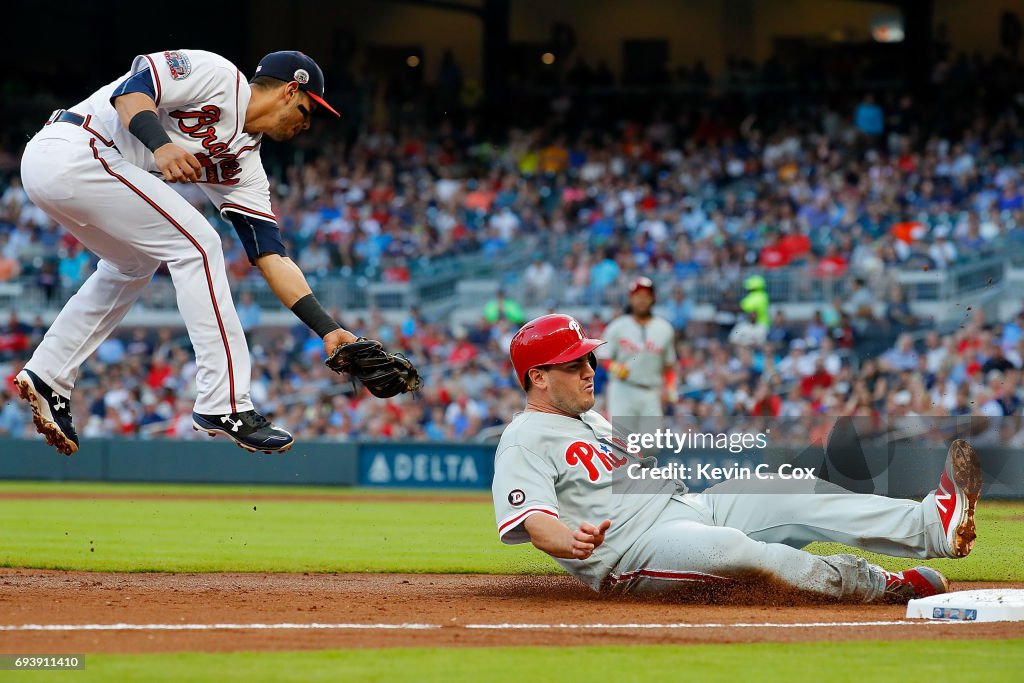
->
[906,589,1024,622]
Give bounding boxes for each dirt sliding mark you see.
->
[0,570,1020,653]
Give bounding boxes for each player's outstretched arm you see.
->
[255,253,357,353]
[112,92,201,183]
[524,515,612,560]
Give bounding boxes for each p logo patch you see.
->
[508,489,526,507]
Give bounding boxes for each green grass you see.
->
[0,479,490,500]
[807,499,1024,581]
[18,641,1024,683]
[0,481,1021,579]
[0,482,553,574]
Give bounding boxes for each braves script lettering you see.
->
[168,105,241,185]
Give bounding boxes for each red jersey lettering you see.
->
[565,441,627,482]
[169,106,241,185]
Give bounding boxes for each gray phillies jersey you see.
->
[601,315,676,389]
[492,410,680,590]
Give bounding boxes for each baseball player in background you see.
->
[493,314,982,602]
[601,277,677,417]
[14,49,357,455]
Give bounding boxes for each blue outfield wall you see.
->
[359,442,493,489]
[0,438,362,486]
[0,438,495,488]
[0,438,1020,498]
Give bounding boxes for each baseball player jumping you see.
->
[15,49,358,455]
[601,277,677,418]
[493,314,982,602]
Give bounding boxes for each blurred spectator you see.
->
[237,291,262,334]
[662,284,694,334]
[728,311,767,347]
[740,275,770,327]
[928,234,957,269]
[0,238,20,282]
[882,334,920,372]
[814,245,848,278]
[483,289,526,325]
[0,381,25,436]
[522,256,556,305]
[758,233,790,269]
[843,278,875,321]
[854,93,884,138]
[884,285,917,332]
[0,313,29,360]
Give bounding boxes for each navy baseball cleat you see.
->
[935,439,982,558]
[882,567,949,604]
[192,409,294,453]
[13,369,79,456]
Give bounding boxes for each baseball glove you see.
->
[325,338,422,398]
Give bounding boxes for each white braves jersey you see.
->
[600,315,676,388]
[73,49,274,224]
[492,410,680,589]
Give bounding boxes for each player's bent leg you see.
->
[19,134,162,454]
[702,473,951,559]
[609,515,906,602]
[91,166,290,451]
[28,260,157,397]
[81,153,254,418]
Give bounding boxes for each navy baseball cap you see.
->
[254,51,340,117]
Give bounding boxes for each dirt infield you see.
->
[0,570,1020,653]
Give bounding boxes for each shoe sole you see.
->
[191,421,294,454]
[13,374,77,456]
[948,439,982,558]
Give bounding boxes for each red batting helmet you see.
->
[629,276,655,298]
[510,314,606,389]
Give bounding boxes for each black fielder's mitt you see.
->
[325,338,422,398]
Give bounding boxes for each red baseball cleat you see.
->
[882,567,949,604]
[935,439,982,558]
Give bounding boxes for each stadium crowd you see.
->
[2,297,1023,445]
[4,51,1024,305]
[3,48,1024,443]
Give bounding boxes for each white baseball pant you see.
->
[19,120,252,415]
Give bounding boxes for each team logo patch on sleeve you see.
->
[164,51,192,80]
[508,489,526,506]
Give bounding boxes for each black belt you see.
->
[47,109,87,127]
[45,109,119,152]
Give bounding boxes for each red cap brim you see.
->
[308,92,341,118]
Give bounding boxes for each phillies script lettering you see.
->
[564,440,628,482]
[168,105,242,185]
[618,338,663,354]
